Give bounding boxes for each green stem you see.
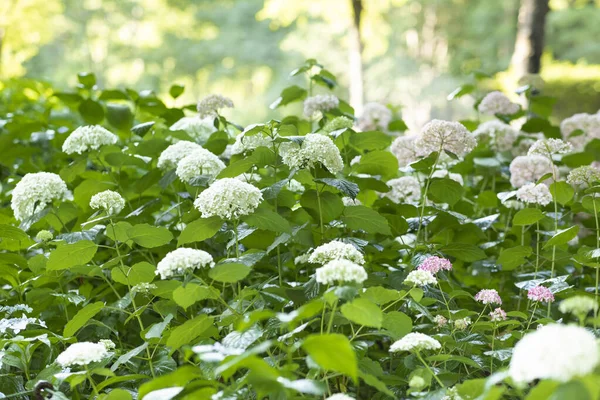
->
[416,351,445,388]
[413,151,441,256]
[490,325,496,373]
[526,302,539,330]
[593,199,600,329]
[327,300,338,333]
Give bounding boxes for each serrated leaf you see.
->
[314,178,359,198]
[64,302,104,337]
[209,263,250,283]
[342,206,391,235]
[243,207,291,233]
[178,217,222,246]
[544,225,579,248]
[513,208,545,226]
[341,298,382,328]
[127,224,173,248]
[47,240,98,271]
[302,334,357,381]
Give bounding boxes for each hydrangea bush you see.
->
[0,61,600,399]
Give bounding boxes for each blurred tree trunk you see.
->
[348,0,364,115]
[510,0,550,77]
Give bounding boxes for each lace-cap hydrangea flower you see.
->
[357,102,392,131]
[527,138,573,158]
[315,260,368,285]
[567,165,600,187]
[55,342,111,367]
[62,125,118,154]
[156,248,214,279]
[280,134,344,174]
[194,178,263,220]
[308,240,365,265]
[560,112,600,151]
[390,135,423,167]
[527,286,554,303]
[389,332,441,352]
[326,394,355,400]
[474,289,502,305]
[90,190,126,216]
[323,116,354,134]
[509,324,600,384]
[157,141,203,170]
[516,183,552,206]
[303,94,339,118]
[170,116,217,144]
[417,256,452,274]
[197,94,234,118]
[175,148,226,184]
[416,120,477,157]
[404,270,437,287]
[431,170,464,186]
[489,308,507,322]
[11,172,71,222]
[477,91,520,115]
[473,120,519,152]
[509,155,555,188]
[385,176,421,204]
[559,295,598,316]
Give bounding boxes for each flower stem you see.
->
[416,351,445,388]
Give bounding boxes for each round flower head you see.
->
[516,183,552,206]
[156,248,214,279]
[303,94,339,118]
[170,116,217,144]
[431,170,464,186]
[527,138,573,158]
[157,141,203,170]
[389,332,441,353]
[55,342,110,367]
[567,165,600,187]
[309,240,365,265]
[433,315,448,328]
[474,289,502,305]
[559,295,598,316]
[196,94,234,118]
[489,308,507,322]
[231,132,273,155]
[385,176,421,204]
[390,135,423,167]
[473,120,519,152]
[454,317,471,331]
[323,116,354,134]
[509,324,600,384]
[315,259,368,285]
[326,395,354,400]
[62,125,118,154]
[417,256,452,274]
[404,270,437,287]
[175,148,226,184]
[280,134,344,174]
[477,91,520,115]
[527,286,554,303]
[357,102,392,131]
[416,120,477,157]
[36,230,53,242]
[509,155,555,188]
[90,190,126,216]
[560,112,600,151]
[11,172,70,222]
[194,178,263,220]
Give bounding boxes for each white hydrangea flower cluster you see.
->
[560,112,600,151]
[473,120,519,152]
[156,248,215,279]
[527,138,573,158]
[308,240,365,265]
[323,116,354,134]
[442,387,464,400]
[89,190,126,216]
[389,332,441,352]
[286,179,305,193]
[157,141,203,170]
[197,94,234,118]
[404,270,437,287]
[315,260,368,285]
[385,176,421,204]
[357,102,392,131]
[390,135,423,167]
[303,94,339,117]
[559,296,598,316]
[508,324,600,384]
[567,165,600,187]
[0,314,46,334]
[170,116,217,144]
[477,91,520,115]
[453,317,472,331]
[55,342,111,367]
[516,183,552,206]
[280,134,344,174]
[131,282,157,294]
[175,148,226,184]
[11,172,71,221]
[326,394,355,400]
[194,178,263,220]
[432,170,464,186]
[0,304,33,316]
[62,125,118,154]
[509,155,555,188]
[416,120,477,157]
[231,132,273,155]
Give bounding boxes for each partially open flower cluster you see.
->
[567,165,600,187]
[474,289,502,305]
[308,240,365,265]
[389,332,441,352]
[55,341,111,367]
[197,94,234,118]
[90,190,126,216]
[417,256,452,274]
[280,134,344,174]
[477,91,520,115]
[404,270,437,287]
[527,286,555,303]
[489,307,507,322]
[170,116,217,144]
[62,125,118,154]
[357,102,392,131]
[231,132,273,155]
[303,94,339,117]
[516,183,552,206]
[11,172,71,221]
[323,116,354,134]
[416,120,477,157]
[156,248,214,279]
[509,155,555,188]
[175,148,226,183]
[385,176,421,204]
[194,178,263,219]
[157,141,203,170]
[527,138,573,158]
[315,259,367,285]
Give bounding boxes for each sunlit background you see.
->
[2,0,600,128]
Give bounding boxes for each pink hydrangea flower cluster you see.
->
[527,286,555,303]
[417,256,453,275]
[474,289,502,305]
[489,307,507,322]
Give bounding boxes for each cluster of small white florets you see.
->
[286,179,305,193]
[560,112,600,151]
[325,394,355,400]
[453,317,471,331]
[0,314,45,334]
[315,260,367,285]
[567,165,600,187]
[62,125,118,154]
[527,138,573,158]
[156,248,214,279]
[516,183,552,206]
[389,332,441,352]
[323,116,354,134]
[194,178,263,220]
[404,270,437,287]
[55,341,111,367]
[280,134,344,174]
[357,102,392,131]
[472,120,519,152]
[11,172,71,221]
[196,94,234,118]
[89,190,126,216]
[559,295,598,316]
[477,91,520,115]
[231,132,273,155]
[385,176,421,204]
[303,94,339,117]
[390,135,423,167]
[416,120,477,157]
[170,116,217,144]
[157,141,203,170]
[508,155,555,188]
[432,170,464,186]
[175,148,226,183]
[308,240,365,265]
[0,304,32,316]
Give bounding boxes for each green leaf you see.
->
[428,178,464,206]
[341,298,382,328]
[178,217,222,246]
[166,315,213,349]
[302,334,357,381]
[314,178,359,198]
[349,131,392,151]
[447,84,475,100]
[173,284,219,309]
[47,240,98,271]
[382,311,412,339]
[361,287,401,305]
[342,206,391,235]
[111,262,155,286]
[300,190,344,223]
[440,243,486,262]
[497,246,532,271]
[550,181,574,205]
[209,263,251,283]
[0,225,33,251]
[544,225,579,248]
[513,208,545,226]
[127,224,173,248]
[106,104,133,130]
[355,151,398,178]
[549,381,591,400]
[131,121,155,136]
[270,85,307,109]
[77,72,96,88]
[78,99,104,124]
[169,84,185,99]
[64,302,104,337]
[244,207,291,233]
